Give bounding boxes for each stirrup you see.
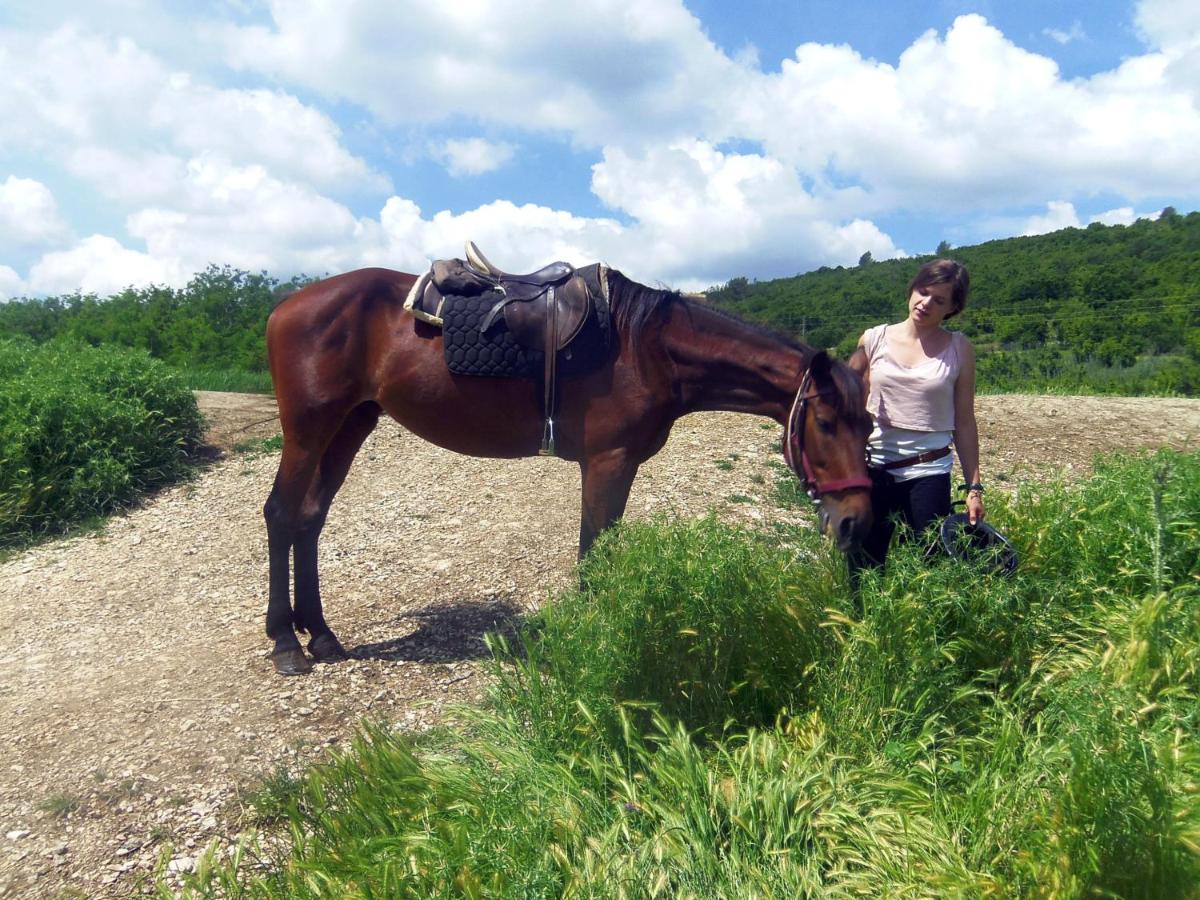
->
[539,418,556,456]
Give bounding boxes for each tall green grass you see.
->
[976,348,1200,396]
[0,338,204,545]
[174,449,1200,898]
[177,367,274,394]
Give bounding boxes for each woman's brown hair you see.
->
[910,258,970,318]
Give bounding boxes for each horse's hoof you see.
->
[308,632,348,663]
[272,648,313,676]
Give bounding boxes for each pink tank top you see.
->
[863,324,964,431]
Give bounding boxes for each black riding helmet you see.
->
[939,512,1018,576]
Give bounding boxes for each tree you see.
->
[722,276,750,301]
[1159,206,1179,220]
[858,251,873,267]
[936,240,952,256]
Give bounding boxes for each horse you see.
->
[263,261,874,675]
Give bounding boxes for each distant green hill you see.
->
[1,212,1197,395]
[706,211,1200,395]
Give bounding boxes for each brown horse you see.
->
[263,264,873,675]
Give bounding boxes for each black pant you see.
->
[848,470,951,585]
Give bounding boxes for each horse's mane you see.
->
[824,356,868,418]
[603,266,866,414]
[603,267,679,341]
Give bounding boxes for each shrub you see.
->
[0,338,204,544]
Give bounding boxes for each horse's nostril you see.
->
[838,516,858,541]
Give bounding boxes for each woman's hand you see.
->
[966,490,985,524]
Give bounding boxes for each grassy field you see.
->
[178,367,274,394]
[166,447,1200,898]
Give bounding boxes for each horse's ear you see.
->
[847,346,868,378]
[809,349,833,382]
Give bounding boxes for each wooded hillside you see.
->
[707,211,1199,394]
[0,211,1196,395]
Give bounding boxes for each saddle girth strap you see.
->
[540,284,559,456]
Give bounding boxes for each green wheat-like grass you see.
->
[172,449,1200,899]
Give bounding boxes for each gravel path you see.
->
[0,392,1197,897]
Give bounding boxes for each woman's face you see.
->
[908,281,956,327]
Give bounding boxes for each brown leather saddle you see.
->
[432,242,593,352]
[418,242,601,456]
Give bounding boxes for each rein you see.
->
[782,368,872,501]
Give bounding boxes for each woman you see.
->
[848,258,985,579]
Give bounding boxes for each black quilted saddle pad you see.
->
[439,264,612,379]
[442,291,542,378]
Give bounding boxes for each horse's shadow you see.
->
[349,594,527,664]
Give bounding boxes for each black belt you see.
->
[871,445,952,471]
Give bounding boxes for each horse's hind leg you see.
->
[263,401,379,675]
[291,402,381,664]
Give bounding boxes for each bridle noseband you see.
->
[782,368,872,502]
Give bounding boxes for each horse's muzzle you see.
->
[822,493,873,552]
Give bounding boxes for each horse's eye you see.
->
[816,418,836,435]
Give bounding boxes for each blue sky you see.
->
[0,0,1197,297]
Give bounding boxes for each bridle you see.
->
[781,368,872,502]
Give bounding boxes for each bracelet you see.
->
[959,482,984,494]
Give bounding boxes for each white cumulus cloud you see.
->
[0,176,70,250]
[1020,200,1083,235]
[219,0,746,145]
[1043,22,1086,45]
[431,138,517,177]
[1134,0,1200,103]
[739,14,1200,208]
[27,235,188,296]
[1135,0,1200,51]
[0,265,25,300]
[3,3,1200,296]
[591,141,900,283]
[65,148,187,204]
[126,156,381,277]
[154,75,389,192]
[0,24,386,201]
[373,196,625,280]
[1019,201,1157,236]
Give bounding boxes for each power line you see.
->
[760,301,1200,333]
[722,292,1200,322]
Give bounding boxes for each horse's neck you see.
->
[659,302,806,423]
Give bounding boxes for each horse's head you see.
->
[783,350,874,552]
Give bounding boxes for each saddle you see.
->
[406,242,606,456]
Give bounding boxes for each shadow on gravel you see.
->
[351,595,526,663]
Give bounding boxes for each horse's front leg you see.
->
[263,484,340,675]
[292,520,346,664]
[578,449,640,559]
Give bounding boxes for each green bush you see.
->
[0,338,204,544]
[0,265,313,380]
